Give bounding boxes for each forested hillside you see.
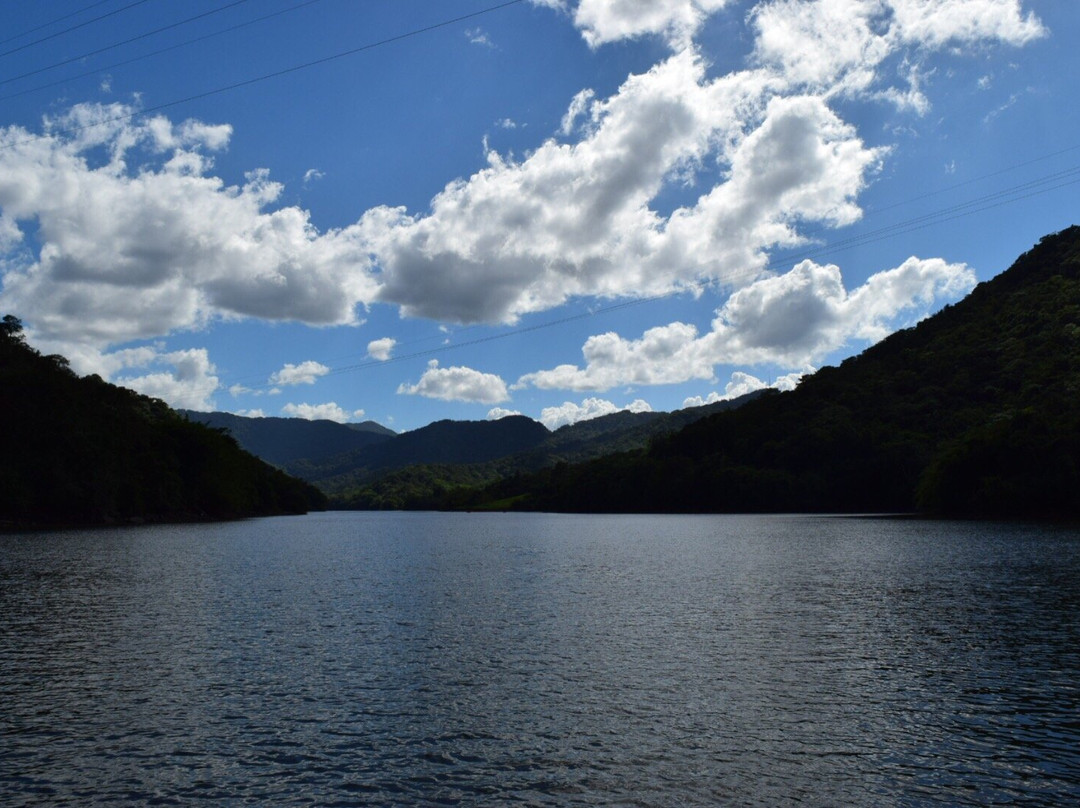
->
[463,227,1080,518]
[1,317,325,528]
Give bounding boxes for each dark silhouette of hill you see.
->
[364,415,551,467]
[538,396,761,460]
[179,410,395,468]
[325,396,760,508]
[462,227,1080,518]
[297,415,553,490]
[0,318,325,528]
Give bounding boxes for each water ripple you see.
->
[2,513,1079,805]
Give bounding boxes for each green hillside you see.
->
[1,317,326,528]
[463,227,1080,518]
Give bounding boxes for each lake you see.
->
[2,512,1078,805]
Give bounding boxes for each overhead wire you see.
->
[0,0,529,153]
[0,0,158,60]
[0,0,328,104]
[766,164,1080,270]
[865,142,1080,216]
[0,0,116,47]
[222,140,1080,387]
[0,0,1072,389]
[0,0,253,88]
[228,163,1080,391]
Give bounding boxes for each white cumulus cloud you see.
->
[571,0,731,48]
[0,104,377,353]
[114,347,220,411]
[487,406,524,420]
[539,397,652,430]
[269,360,330,386]
[751,0,1045,107]
[397,360,510,403]
[889,0,1045,47]
[520,256,974,391]
[0,0,1043,375]
[682,370,805,407]
[367,337,396,361]
[355,0,1038,327]
[281,402,366,422]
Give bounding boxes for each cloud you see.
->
[235,408,266,418]
[888,0,1045,48]
[269,360,330,386]
[281,402,365,422]
[544,0,1043,53]
[570,0,731,48]
[750,0,1045,108]
[559,88,596,136]
[366,337,396,361]
[539,397,652,429]
[0,1,1042,367]
[397,360,509,403]
[114,347,220,411]
[465,27,495,47]
[487,407,523,420]
[362,52,801,323]
[519,255,974,391]
[517,321,714,391]
[682,370,804,407]
[17,338,225,411]
[365,0,1039,327]
[303,168,325,185]
[0,104,377,351]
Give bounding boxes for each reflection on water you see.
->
[2,513,1078,805]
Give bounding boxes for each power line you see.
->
[230,164,1080,391]
[0,0,528,153]
[0,0,328,104]
[0,0,252,88]
[0,0,116,47]
[865,142,1080,216]
[767,165,1080,270]
[0,0,158,60]
[0,2,1071,389]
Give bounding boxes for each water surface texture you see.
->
[2,512,1079,805]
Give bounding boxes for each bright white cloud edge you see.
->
[518,256,975,392]
[270,360,330,386]
[398,360,510,404]
[281,402,366,422]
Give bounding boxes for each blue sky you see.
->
[0,0,1075,432]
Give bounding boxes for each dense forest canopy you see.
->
[1,317,325,528]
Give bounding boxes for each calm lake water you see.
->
[1,512,1078,806]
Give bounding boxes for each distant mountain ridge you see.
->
[321,395,760,507]
[186,395,759,508]
[179,411,395,468]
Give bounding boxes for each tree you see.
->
[1,314,25,341]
